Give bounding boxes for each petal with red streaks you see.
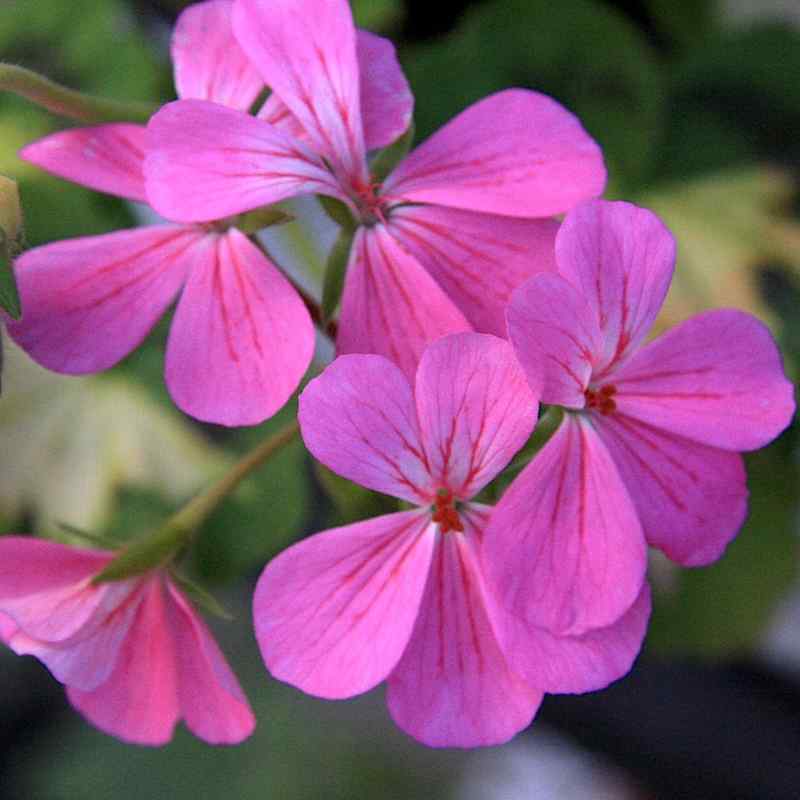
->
[484,414,646,636]
[164,229,313,426]
[384,90,605,217]
[253,511,435,699]
[299,353,432,503]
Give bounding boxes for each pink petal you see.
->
[67,578,180,746]
[357,30,413,150]
[494,585,651,694]
[610,309,796,451]
[253,511,436,699]
[233,0,367,183]
[20,124,147,202]
[384,89,606,217]
[172,0,263,110]
[337,225,472,379]
[299,353,432,503]
[165,229,314,426]
[555,200,676,375]
[414,333,538,499]
[506,273,603,407]
[387,509,542,748]
[8,582,143,692]
[484,414,646,637]
[0,613,17,642]
[388,205,558,336]
[593,414,747,566]
[166,582,255,744]
[145,99,342,223]
[7,226,196,374]
[259,30,413,152]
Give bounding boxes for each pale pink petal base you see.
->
[298,353,431,503]
[253,511,435,699]
[165,229,314,426]
[7,227,196,374]
[484,415,646,636]
[385,89,606,217]
[495,585,651,694]
[337,226,471,379]
[387,514,543,748]
[594,414,748,566]
[389,205,558,336]
[414,333,537,497]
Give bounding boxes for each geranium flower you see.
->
[7,0,411,425]
[145,0,606,377]
[252,333,649,748]
[0,536,254,745]
[482,200,795,680]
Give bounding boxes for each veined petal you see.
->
[414,333,538,499]
[172,0,263,110]
[253,511,435,699]
[555,200,676,374]
[494,585,651,694]
[259,30,413,152]
[389,205,557,336]
[387,509,542,748]
[20,124,147,202]
[384,89,605,217]
[507,273,603,408]
[167,582,255,744]
[7,226,196,374]
[233,0,367,183]
[610,309,796,450]
[484,415,646,637]
[299,353,431,503]
[145,100,342,223]
[593,414,747,566]
[337,225,471,380]
[67,578,180,746]
[165,229,314,426]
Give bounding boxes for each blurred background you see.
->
[1,0,799,797]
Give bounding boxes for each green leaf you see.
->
[351,0,404,32]
[369,121,415,183]
[0,232,20,319]
[321,227,355,324]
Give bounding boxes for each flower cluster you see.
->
[0,0,794,750]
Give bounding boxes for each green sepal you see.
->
[0,63,156,124]
[321,227,356,324]
[169,569,233,621]
[91,522,188,584]
[233,205,294,234]
[319,195,356,231]
[0,232,21,320]
[56,522,120,550]
[369,122,415,184]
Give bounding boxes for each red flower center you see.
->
[585,383,618,415]
[351,177,389,226]
[431,488,464,534]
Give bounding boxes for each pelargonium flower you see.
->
[145,0,606,377]
[482,199,795,677]
[0,536,254,745]
[252,333,650,748]
[7,0,412,425]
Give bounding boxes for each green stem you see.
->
[0,63,156,124]
[93,420,299,583]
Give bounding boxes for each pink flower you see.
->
[7,0,411,426]
[0,536,254,746]
[252,333,649,748]
[145,0,606,377]
[482,199,795,684]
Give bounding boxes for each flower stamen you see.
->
[585,383,617,415]
[431,488,464,534]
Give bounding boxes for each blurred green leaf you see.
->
[315,462,396,526]
[643,0,715,51]
[0,233,21,319]
[351,0,404,32]
[402,0,666,192]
